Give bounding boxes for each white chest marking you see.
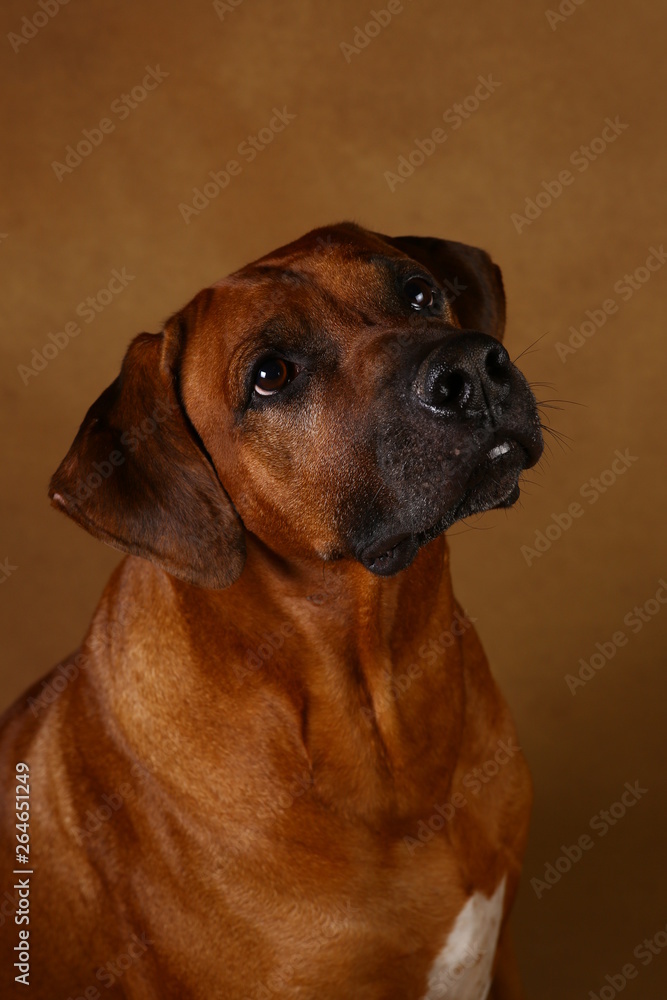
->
[423,876,506,1000]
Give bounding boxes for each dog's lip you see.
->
[496,426,543,469]
[462,435,529,492]
[452,424,542,472]
[359,533,418,575]
[359,428,542,575]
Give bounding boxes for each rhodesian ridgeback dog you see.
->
[0,223,543,998]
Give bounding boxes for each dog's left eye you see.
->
[254,356,298,396]
[405,276,435,311]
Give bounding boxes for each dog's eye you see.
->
[254,356,298,396]
[405,276,435,311]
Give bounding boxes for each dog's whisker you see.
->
[541,423,572,445]
[511,331,549,364]
[536,397,584,407]
[528,380,557,391]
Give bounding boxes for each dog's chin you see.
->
[359,441,529,577]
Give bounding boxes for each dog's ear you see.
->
[381,234,506,341]
[48,290,245,589]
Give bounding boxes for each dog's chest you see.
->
[422,876,505,1000]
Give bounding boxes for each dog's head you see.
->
[50,223,543,588]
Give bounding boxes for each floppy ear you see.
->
[48,291,245,589]
[381,234,506,341]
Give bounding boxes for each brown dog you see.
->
[0,224,542,999]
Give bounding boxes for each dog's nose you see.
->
[416,333,512,417]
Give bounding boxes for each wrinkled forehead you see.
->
[244,222,401,279]
[209,224,444,345]
[220,226,404,309]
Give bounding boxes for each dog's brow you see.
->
[367,252,434,284]
[228,315,335,378]
[366,252,405,269]
[243,265,312,287]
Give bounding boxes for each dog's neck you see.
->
[210,534,468,813]
[92,536,471,819]
[224,533,461,679]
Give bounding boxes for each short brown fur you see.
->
[0,224,538,999]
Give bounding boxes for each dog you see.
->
[0,223,542,999]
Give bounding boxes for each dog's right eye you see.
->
[253,356,298,396]
[404,276,435,311]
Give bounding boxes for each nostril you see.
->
[417,334,512,415]
[432,369,471,409]
[485,345,511,384]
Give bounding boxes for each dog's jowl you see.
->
[0,224,542,999]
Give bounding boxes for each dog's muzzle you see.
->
[356,331,543,576]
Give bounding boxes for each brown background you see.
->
[1,0,666,995]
